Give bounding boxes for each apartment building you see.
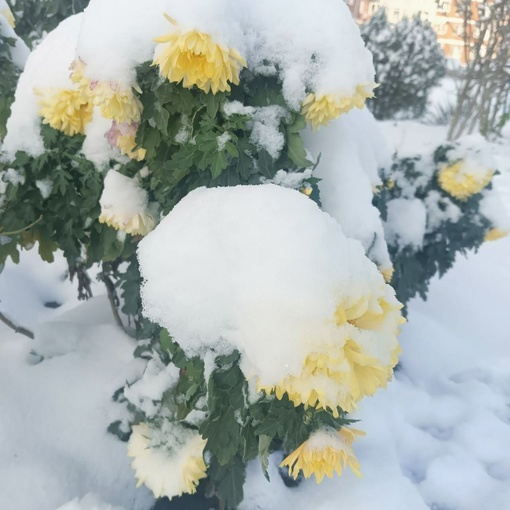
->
[346,0,483,64]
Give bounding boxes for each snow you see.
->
[237,0,375,109]
[241,236,510,510]
[55,494,124,510]
[0,253,153,510]
[3,14,84,157]
[384,198,427,250]
[304,108,392,270]
[138,184,399,390]
[0,11,29,69]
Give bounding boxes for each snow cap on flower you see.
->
[35,88,93,136]
[138,185,403,414]
[153,13,246,94]
[281,427,365,482]
[128,421,207,500]
[438,160,493,201]
[438,136,496,201]
[99,170,155,236]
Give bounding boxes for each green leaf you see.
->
[154,103,170,136]
[286,130,312,168]
[258,435,272,481]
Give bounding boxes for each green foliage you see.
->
[8,0,89,46]
[0,20,22,140]
[128,64,314,216]
[361,9,446,120]
[0,124,135,295]
[151,338,351,508]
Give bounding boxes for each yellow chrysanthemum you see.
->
[99,209,155,236]
[438,160,494,201]
[35,88,93,136]
[485,228,509,242]
[128,422,207,499]
[281,427,365,483]
[70,59,142,124]
[259,292,404,415]
[117,134,147,161]
[153,14,247,94]
[1,6,15,28]
[90,82,142,124]
[302,84,376,130]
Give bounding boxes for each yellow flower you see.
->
[380,267,394,283]
[281,427,365,483]
[70,59,142,124]
[35,88,93,136]
[99,170,156,236]
[438,160,494,201]
[90,81,142,123]
[128,422,207,500]
[302,84,376,130]
[153,14,247,94]
[99,209,155,236]
[117,134,147,161]
[1,6,15,28]
[259,290,403,414]
[485,228,509,242]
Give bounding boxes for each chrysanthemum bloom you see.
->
[259,286,404,415]
[128,422,207,499]
[485,228,509,242]
[281,427,365,482]
[99,170,156,236]
[438,160,494,201]
[70,59,142,124]
[105,121,146,161]
[153,14,247,94]
[35,88,93,136]
[302,84,376,130]
[1,5,15,27]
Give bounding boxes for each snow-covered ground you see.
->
[1,121,510,510]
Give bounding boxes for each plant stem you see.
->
[0,311,34,339]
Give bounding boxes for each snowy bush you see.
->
[361,9,446,120]
[375,136,510,305]
[0,1,407,507]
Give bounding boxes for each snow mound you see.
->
[138,184,399,387]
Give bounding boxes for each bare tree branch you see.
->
[0,310,34,339]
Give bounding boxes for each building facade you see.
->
[346,0,483,64]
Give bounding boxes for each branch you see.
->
[101,269,134,337]
[0,215,43,236]
[0,310,34,339]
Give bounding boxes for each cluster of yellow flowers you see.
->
[259,290,403,416]
[258,284,403,481]
[438,160,494,201]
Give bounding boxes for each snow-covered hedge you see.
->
[375,135,510,305]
